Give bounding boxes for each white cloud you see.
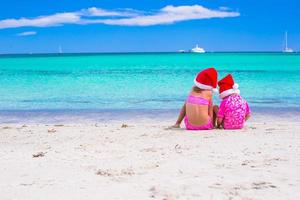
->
[100,5,240,26]
[16,31,37,36]
[0,5,240,29]
[82,7,140,17]
[0,13,80,29]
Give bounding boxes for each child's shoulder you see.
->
[229,94,249,106]
[222,94,242,105]
[237,94,248,103]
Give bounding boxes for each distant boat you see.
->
[283,32,293,53]
[177,49,185,53]
[190,44,205,53]
[58,45,63,54]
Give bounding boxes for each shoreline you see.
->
[0,108,299,124]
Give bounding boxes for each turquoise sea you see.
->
[0,53,299,122]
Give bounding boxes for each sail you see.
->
[283,31,293,53]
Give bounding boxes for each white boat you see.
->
[58,45,63,54]
[283,32,293,53]
[190,44,205,53]
[177,49,185,53]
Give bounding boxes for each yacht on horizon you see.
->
[283,31,293,53]
[190,44,205,53]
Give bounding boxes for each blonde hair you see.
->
[192,86,205,93]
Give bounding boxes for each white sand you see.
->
[0,114,300,200]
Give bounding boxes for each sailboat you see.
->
[58,45,63,54]
[283,32,293,53]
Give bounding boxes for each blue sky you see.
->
[0,0,299,53]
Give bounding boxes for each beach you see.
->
[1,0,299,198]
[1,113,299,200]
[1,53,300,199]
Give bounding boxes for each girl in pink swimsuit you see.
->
[183,94,214,130]
[171,68,218,130]
[213,74,251,129]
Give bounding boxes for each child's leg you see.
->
[172,103,186,128]
[213,105,219,127]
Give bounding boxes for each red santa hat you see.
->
[218,74,240,99]
[194,68,218,93]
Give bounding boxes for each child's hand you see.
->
[165,124,180,130]
[216,124,223,129]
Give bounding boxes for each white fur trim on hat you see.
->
[219,88,240,99]
[194,79,214,90]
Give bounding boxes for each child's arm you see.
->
[245,101,251,121]
[171,88,194,128]
[217,117,224,128]
[216,100,225,128]
[213,105,218,127]
[208,99,213,119]
[171,103,186,128]
[245,114,250,121]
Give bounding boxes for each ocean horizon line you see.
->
[0,51,299,57]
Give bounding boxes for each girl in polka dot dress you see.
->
[213,74,250,129]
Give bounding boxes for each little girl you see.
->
[214,74,250,129]
[172,68,218,130]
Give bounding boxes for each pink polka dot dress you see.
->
[217,94,250,129]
